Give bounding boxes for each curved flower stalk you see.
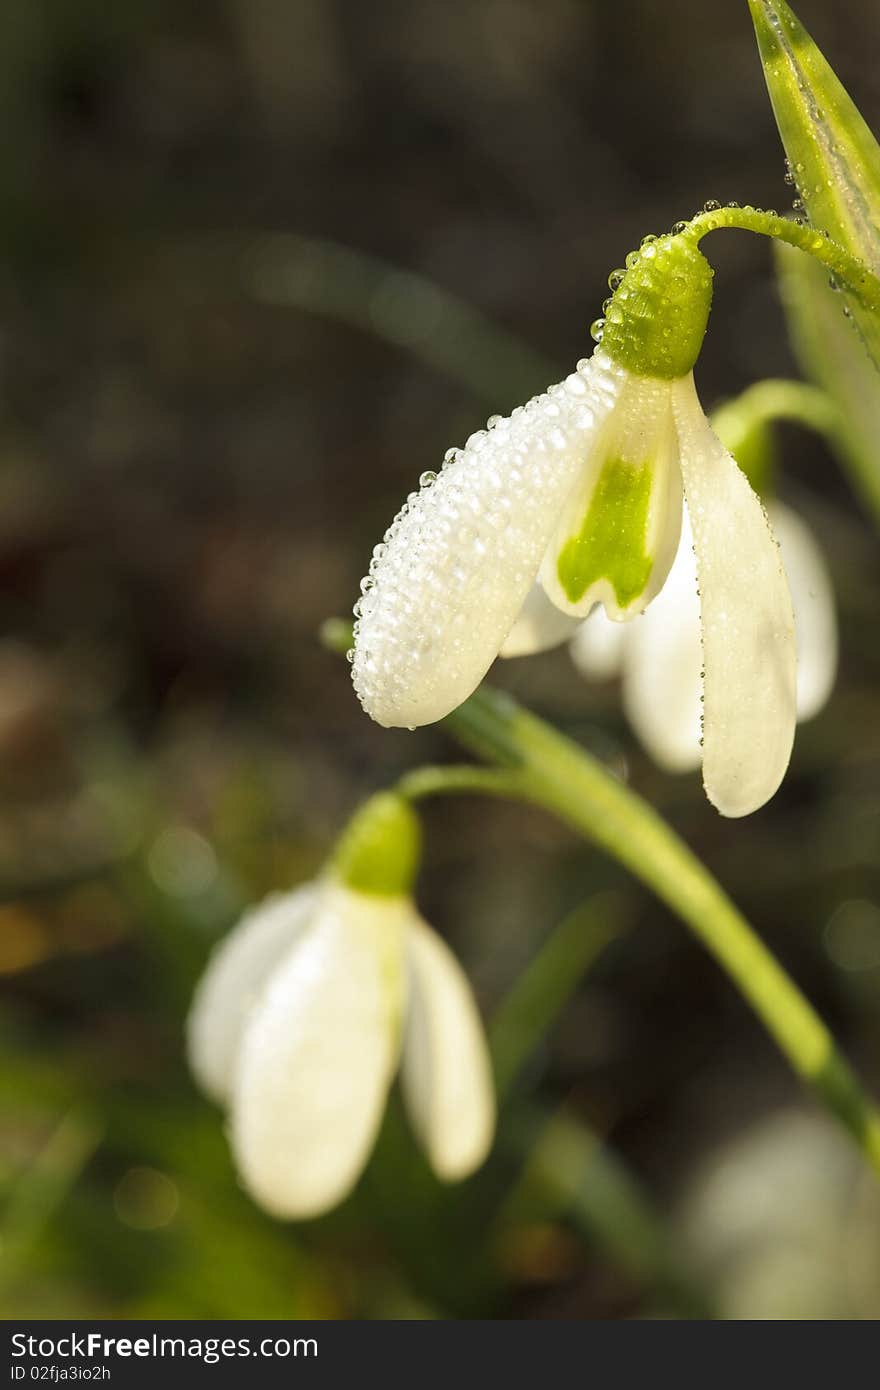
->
[570,499,836,774]
[353,230,798,817]
[187,793,495,1219]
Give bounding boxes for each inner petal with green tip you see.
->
[539,371,683,621]
[556,455,654,608]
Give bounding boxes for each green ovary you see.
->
[557,456,654,608]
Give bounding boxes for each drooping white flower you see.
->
[187,795,495,1218]
[353,232,797,817]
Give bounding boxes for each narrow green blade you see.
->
[749,0,880,365]
[777,240,880,526]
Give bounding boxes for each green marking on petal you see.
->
[556,456,654,609]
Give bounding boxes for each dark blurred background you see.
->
[2,0,880,1320]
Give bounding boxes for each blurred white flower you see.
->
[353,235,798,817]
[188,797,495,1219]
[676,1109,880,1319]
[570,500,836,775]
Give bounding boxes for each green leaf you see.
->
[748,0,880,366]
[776,240,880,526]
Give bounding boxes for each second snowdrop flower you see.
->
[187,793,495,1219]
[352,231,798,817]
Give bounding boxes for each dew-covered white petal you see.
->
[569,606,628,681]
[538,373,683,621]
[672,377,797,817]
[769,502,837,723]
[499,583,583,658]
[400,917,495,1182]
[231,884,409,1219]
[187,884,320,1105]
[620,507,703,772]
[352,354,626,727]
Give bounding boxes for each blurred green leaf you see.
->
[245,233,554,406]
[748,0,880,367]
[490,892,626,1100]
[776,241,880,525]
[501,1106,714,1318]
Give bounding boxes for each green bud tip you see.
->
[331,791,422,897]
[601,233,714,380]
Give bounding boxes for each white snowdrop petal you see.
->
[401,918,495,1182]
[187,884,320,1105]
[538,373,683,620]
[768,502,837,723]
[231,884,409,1219]
[499,583,583,658]
[672,377,797,817]
[352,353,627,727]
[569,607,628,681]
[621,507,703,772]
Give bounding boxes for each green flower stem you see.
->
[716,378,840,444]
[686,205,880,311]
[444,685,880,1178]
[395,764,526,804]
[712,377,841,495]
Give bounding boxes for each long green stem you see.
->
[711,378,841,495]
[444,685,880,1177]
[715,378,840,443]
[395,764,525,804]
[687,205,880,310]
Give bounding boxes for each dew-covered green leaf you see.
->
[748,0,880,366]
[776,240,880,526]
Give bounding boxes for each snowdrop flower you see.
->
[188,794,495,1219]
[352,232,797,817]
[571,499,836,774]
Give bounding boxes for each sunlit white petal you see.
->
[401,917,495,1181]
[231,884,409,1218]
[769,502,837,723]
[187,884,319,1105]
[621,508,703,772]
[672,377,796,817]
[499,583,583,658]
[353,355,627,727]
